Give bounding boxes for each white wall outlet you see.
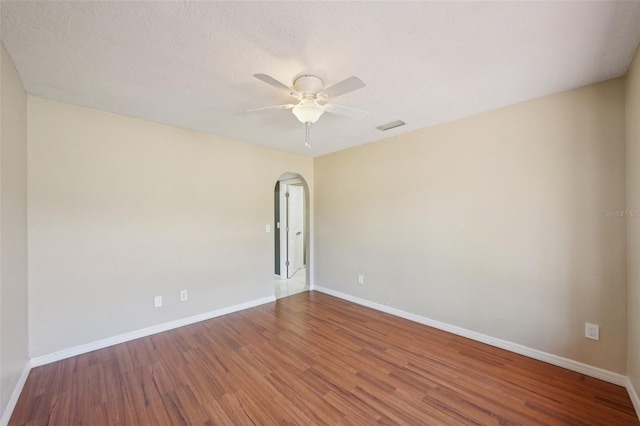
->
[180,290,188,301]
[154,295,162,308]
[357,274,364,285]
[585,323,599,340]
[266,224,271,233]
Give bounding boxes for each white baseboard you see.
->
[31,295,276,367]
[0,360,32,426]
[627,378,640,421]
[314,286,627,387]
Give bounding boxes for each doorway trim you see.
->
[274,173,311,288]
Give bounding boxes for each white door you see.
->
[286,185,304,278]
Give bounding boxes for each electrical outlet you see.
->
[180,290,188,301]
[358,274,364,285]
[585,323,599,340]
[154,296,162,308]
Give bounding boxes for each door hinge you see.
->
[285,261,290,266]
[285,192,290,198]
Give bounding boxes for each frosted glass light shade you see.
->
[292,100,324,124]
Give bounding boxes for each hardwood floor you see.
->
[10,291,639,425]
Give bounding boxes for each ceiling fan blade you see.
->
[247,104,295,113]
[320,76,366,99]
[253,74,299,97]
[323,103,368,118]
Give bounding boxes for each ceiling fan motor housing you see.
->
[293,75,324,97]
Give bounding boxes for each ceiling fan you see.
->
[249,73,367,148]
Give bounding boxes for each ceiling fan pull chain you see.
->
[305,122,311,148]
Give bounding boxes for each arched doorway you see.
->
[274,173,310,298]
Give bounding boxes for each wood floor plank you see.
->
[9,291,639,425]
[267,367,345,424]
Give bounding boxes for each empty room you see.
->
[1,1,640,424]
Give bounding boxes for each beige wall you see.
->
[315,78,627,373]
[0,44,29,416]
[627,45,640,395]
[27,97,313,357]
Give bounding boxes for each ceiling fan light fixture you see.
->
[292,99,325,124]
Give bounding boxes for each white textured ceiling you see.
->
[2,1,640,157]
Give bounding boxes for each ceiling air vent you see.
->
[376,120,406,131]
